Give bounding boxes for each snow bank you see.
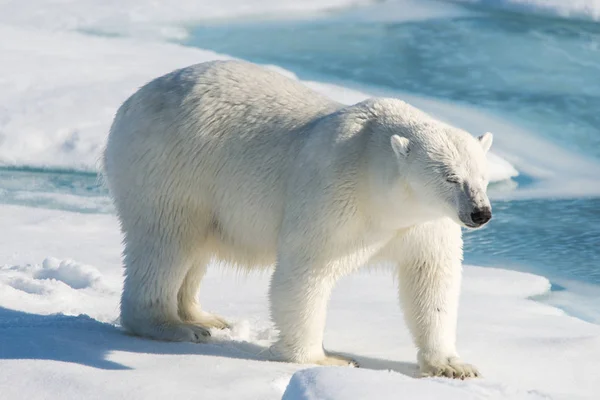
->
[36,257,104,290]
[0,24,230,172]
[0,0,371,40]
[487,151,519,183]
[332,0,472,23]
[535,280,600,325]
[0,259,116,323]
[448,0,600,22]
[0,205,599,399]
[282,367,549,400]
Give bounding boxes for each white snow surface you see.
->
[448,0,600,22]
[282,367,549,400]
[0,0,372,39]
[0,24,229,172]
[0,205,600,400]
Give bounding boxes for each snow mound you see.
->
[282,367,550,400]
[487,151,519,183]
[0,257,116,323]
[462,266,550,298]
[35,257,103,290]
[0,24,230,172]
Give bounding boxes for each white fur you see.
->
[103,60,492,377]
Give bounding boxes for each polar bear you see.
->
[103,60,493,379]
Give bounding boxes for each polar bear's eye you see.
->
[446,175,460,184]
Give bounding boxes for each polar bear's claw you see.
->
[179,307,231,330]
[125,322,212,343]
[190,326,211,340]
[314,353,359,367]
[182,324,211,342]
[420,359,480,379]
[198,313,231,330]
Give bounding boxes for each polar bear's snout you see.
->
[455,185,492,229]
[470,206,492,226]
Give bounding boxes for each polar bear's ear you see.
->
[391,135,410,158]
[478,132,493,154]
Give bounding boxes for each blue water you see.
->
[0,167,112,214]
[1,3,599,318]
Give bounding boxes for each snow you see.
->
[1,205,600,399]
[282,368,549,400]
[448,0,600,22]
[35,257,104,290]
[331,0,473,23]
[0,24,230,172]
[0,0,372,40]
[537,280,600,325]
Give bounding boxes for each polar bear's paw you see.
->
[184,324,213,342]
[269,345,359,367]
[420,357,480,379]
[198,312,231,330]
[314,352,359,367]
[188,313,231,330]
[179,307,232,330]
[125,321,212,343]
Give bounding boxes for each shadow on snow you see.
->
[0,307,418,376]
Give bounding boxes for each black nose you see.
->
[471,207,492,225]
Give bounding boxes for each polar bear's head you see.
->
[390,128,493,229]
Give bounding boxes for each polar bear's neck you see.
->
[364,177,448,231]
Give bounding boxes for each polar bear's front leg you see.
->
[269,254,358,367]
[395,219,480,379]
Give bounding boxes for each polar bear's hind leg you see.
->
[177,257,231,330]
[119,214,218,342]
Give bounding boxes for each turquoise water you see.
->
[0,167,112,214]
[1,3,599,319]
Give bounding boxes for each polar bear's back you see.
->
[104,61,341,264]
[109,60,339,142]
